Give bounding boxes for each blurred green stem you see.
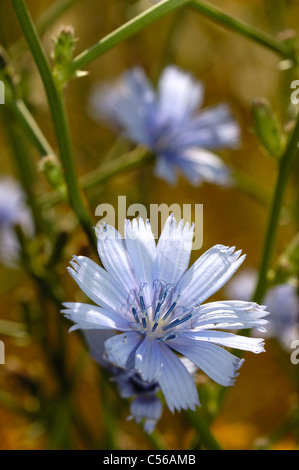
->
[15,224,68,386]
[11,0,96,250]
[66,0,296,78]
[66,0,192,76]
[10,0,79,60]
[81,146,154,190]
[1,109,45,232]
[10,99,55,156]
[40,146,154,208]
[188,0,296,62]
[145,429,169,451]
[40,147,268,209]
[184,410,223,450]
[253,114,299,303]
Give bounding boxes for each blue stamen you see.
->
[162,313,193,331]
[132,307,139,323]
[162,300,178,321]
[140,295,146,312]
[164,334,177,341]
[154,301,162,321]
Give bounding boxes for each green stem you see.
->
[40,146,154,208]
[11,99,55,156]
[253,114,299,304]
[9,0,79,60]
[1,107,44,231]
[184,410,223,450]
[188,0,296,62]
[11,0,96,249]
[67,0,192,76]
[65,0,296,78]
[145,429,169,451]
[81,147,154,190]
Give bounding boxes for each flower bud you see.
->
[252,98,284,159]
[39,155,67,199]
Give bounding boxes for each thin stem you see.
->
[145,429,169,451]
[11,0,96,249]
[11,99,55,156]
[10,0,79,60]
[67,0,192,76]
[253,114,299,304]
[65,0,296,78]
[188,0,296,62]
[2,113,45,232]
[184,410,223,450]
[40,146,154,208]
[81,147,154,190]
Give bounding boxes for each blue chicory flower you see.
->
[88,66,240,186]
[85,328,196,432]
[84,329,163,433]
[264,283,298,350]
[226,270,298,350]
[0,177,33,266]
[62,215,268,415]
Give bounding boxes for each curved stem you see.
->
[67,0,192,76]
[253,114,299,304]
[11,0,96,249]
[66,0,295,78]
[188,0,296,62]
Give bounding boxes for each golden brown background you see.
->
[0,0,298,450]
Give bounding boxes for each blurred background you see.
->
[0,0,298,450]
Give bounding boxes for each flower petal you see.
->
[125,218,157,304]
[178,245,246,307]
[104,332,143,369]
[174,148,232,187]
[174,104,240,150]
[96,223,137,294]
[62,303,131,332]
[168,336,244,387]
[156,215,194,285]
[180,330,265,354]
[68,256,127,312]
[130,396,163,434]
[157,66,204,124]
[193,300,269,333]
[89,68,155,146]
[158,342,200,412]
[135,335,162,382]
[83,330,115,368]
[154,155,178,186]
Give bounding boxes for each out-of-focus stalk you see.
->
[66,0,193,77]
[253,112,299,303]
[9,0,79,60]
[188,0,297,63]
[11,0,96,250]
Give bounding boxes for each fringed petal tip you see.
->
[228,357,245,386]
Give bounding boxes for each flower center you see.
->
[127,281,196,342]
